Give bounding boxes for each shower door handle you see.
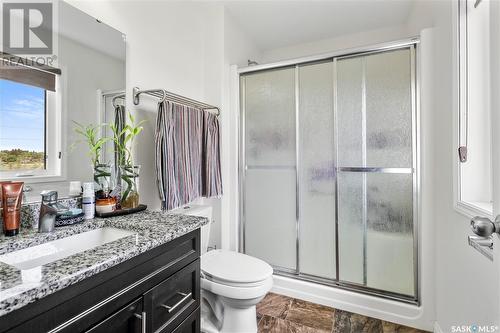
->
[470,216,500,237]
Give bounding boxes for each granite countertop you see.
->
[0,210,208,317]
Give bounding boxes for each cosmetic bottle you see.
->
[82,182,95,220]
[1,182,24,236]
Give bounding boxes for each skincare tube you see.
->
[0,181,12,209]
[1,182,24,236]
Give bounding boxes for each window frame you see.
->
[454,0,494,219]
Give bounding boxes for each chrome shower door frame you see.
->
[238,38,420,305]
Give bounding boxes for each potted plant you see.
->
[73,122,111,197]
[110,112,145,209]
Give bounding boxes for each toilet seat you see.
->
[202,250,273,284]
[201,275,273,300]
[201,250,273,300]
[202,273,270,288]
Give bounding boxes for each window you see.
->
[457,0,493,216]
[0,58,61,180]
[0,79,47,172]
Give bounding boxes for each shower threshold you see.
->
[273,268,418,305]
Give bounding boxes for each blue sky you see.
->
[0,79,45,152]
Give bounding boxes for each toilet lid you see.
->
[201,250,273,284]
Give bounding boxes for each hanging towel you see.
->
[202,111,223,197]
[155,101,222,210]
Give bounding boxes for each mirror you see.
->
[0,1,126,203]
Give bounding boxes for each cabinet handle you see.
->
[134,311,146,333]
[160,292,192,313]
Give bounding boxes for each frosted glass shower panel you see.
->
[336,49,413,168]
[244,68,296,167]
[366,173,414,296]
[365,49,412,168]
[298,61,336,279]
[337,172,364,285]
[244,169,297,270]
[336,57,363,167]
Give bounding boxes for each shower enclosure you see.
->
[239,41,418,303]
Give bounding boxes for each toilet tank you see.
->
[172,205,212,254]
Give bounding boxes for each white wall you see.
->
[407,0,499,331]
[68,0,217,247]
[221,9,262,250]
[260,24,412,63]
[223,9,262,67]
[68,0,260,251]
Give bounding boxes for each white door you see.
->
[467,0,500,324]
[490,0,500,323]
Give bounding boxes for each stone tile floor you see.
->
[256,293,429,333]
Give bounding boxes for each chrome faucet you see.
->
[39,191,68,233]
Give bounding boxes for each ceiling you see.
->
[223,0,415,51]
[60,1,125,60]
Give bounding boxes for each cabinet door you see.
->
[86,298,144,333]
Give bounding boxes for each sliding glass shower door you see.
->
[240,44,417,302]
[336,48,415,296]
[298,61,337,279]
[242,67,297,271]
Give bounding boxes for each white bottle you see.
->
[82,182,95,220]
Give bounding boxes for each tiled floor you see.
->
[256,293,429,333]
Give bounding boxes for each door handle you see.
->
[134,312,146,333]
[160,292,192,313]
[470,216,500,237]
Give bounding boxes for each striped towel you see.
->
[155,101,223,210]
[202,111,223,197]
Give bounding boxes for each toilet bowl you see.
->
[173,205,273,333]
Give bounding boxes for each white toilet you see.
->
[173,205,273,333]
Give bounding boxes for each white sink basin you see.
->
[0,227,136,270]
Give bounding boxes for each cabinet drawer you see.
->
[171,308,200,333]
[145,260,200,333]
[86,298,144,333]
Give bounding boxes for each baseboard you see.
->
[434,321,444,333]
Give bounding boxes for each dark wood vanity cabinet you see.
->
[86,260,200,333]
[1,229,201,333]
